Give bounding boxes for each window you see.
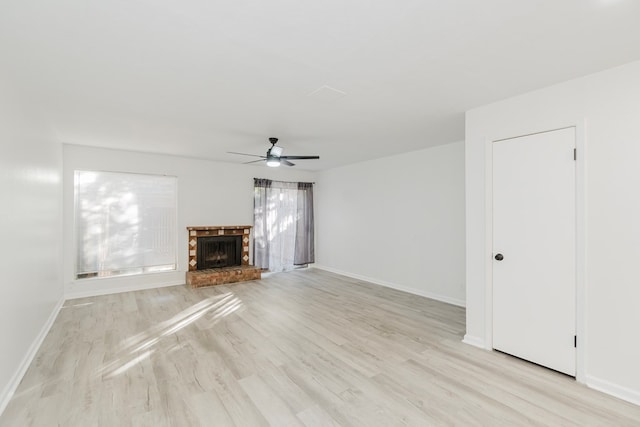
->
[74,170,177,279]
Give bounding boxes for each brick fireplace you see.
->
[185,226,261,288]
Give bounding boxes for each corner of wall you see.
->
[462,334,487,349]
[0,296,65,415]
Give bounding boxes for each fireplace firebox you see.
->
[197,235,242,269]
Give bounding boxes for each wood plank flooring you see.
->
[1,269,639,426]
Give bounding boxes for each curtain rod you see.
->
[253,178,315,184]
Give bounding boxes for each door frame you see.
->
[483,121,587,383]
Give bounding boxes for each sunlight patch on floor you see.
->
[95,293,243,378]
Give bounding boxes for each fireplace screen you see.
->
[196,235,242,269]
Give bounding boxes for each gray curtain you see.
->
[253,178,272,269]
[294,182,315,265]
[253,178,314,271]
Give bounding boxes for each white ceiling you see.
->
[1,0,639,170]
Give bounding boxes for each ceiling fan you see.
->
[228,137,320,167]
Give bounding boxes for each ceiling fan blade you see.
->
[243,159,265,164]
[281,159,295,166]
[280,155,320,160]
[227,151,266,158]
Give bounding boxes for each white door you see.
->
[492,127,576,376]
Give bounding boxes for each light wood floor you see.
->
[2,269,639,426]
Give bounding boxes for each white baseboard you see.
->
[0,297,65,416]
[65,279,184,299]
[585,375,640,406]
[462,334,486,349]
[312,264,465,307]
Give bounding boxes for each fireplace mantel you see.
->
[187,225,252,232]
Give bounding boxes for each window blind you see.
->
[74,170,177,279]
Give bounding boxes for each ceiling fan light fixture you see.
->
[270,146,283,157]
[266,158,281,167]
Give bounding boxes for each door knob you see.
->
[494,253,504,261]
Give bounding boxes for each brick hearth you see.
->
[186,265,261,288]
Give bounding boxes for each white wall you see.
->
[63,145,316,298]
[465,60,640,404]
[315,142,466,306]
[0,82,63,412]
